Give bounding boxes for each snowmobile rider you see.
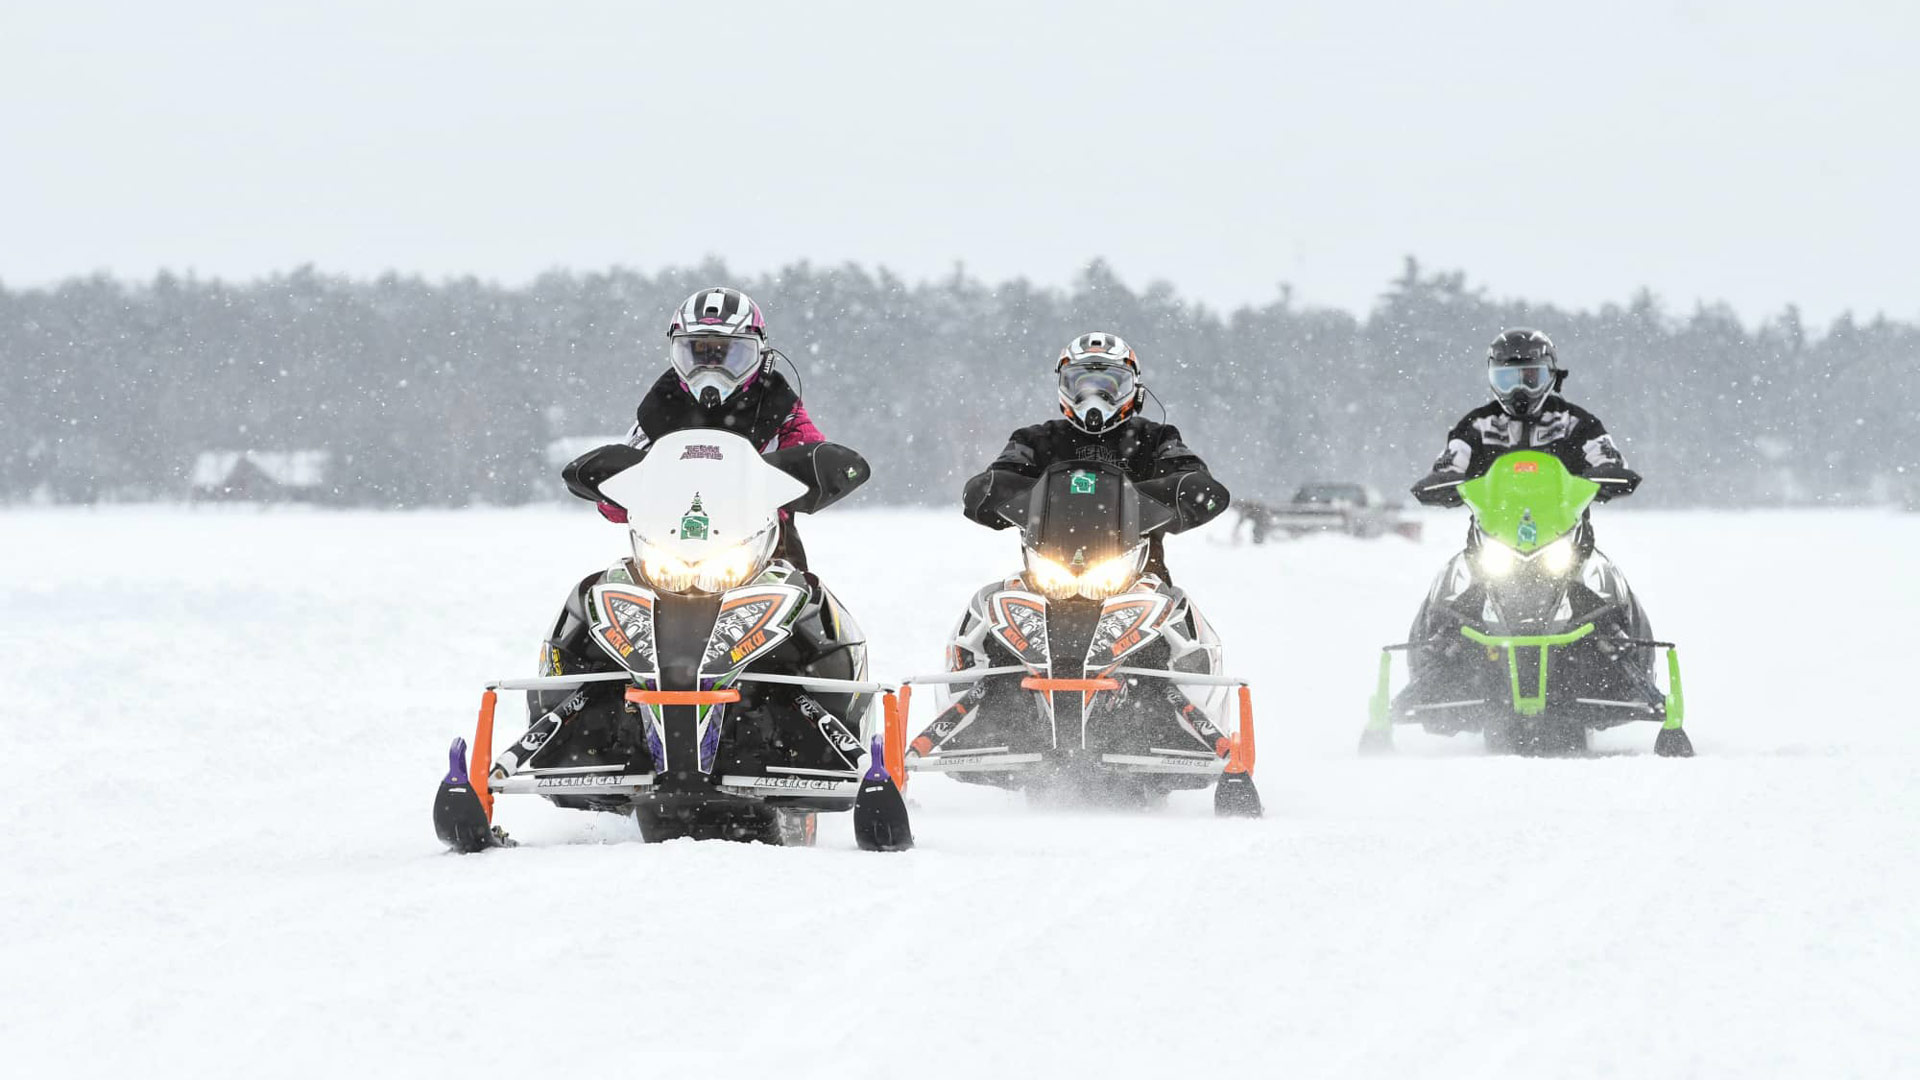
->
[562,286,825,568]
[961,332,1229,581]
[1411,327,1640,549]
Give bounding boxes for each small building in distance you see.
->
[190,450,335,503]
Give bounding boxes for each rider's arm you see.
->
[777,400,826,448]
[1138,424,1229,531]
[961,427,1046,528]
[1411,414,1479,507]
[1571,411,1641,501]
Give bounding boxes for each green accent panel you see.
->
[1663,647,1686,730]
[1367,650,1395,732]
[1459,623,1595,715]
[1458,451,1601,552]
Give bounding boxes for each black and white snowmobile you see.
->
[432,429,912,852]
[898,461,1262,816]
[1361,450,1692,757]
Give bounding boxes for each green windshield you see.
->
[1458,451,1599,552]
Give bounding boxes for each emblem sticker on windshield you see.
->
[680,494,709,540]
[1069,470,1098,495]
[1517,509,1538,547]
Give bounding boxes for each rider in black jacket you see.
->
[1412,328,1640,551]
[962,332,1228,581]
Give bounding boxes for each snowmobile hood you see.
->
[1461,451,1599,553]
[599,429,807,566]
[1016,460,1177,568]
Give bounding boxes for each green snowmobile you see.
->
[1363,450,1692,757]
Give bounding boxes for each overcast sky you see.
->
[2,0,1914,326]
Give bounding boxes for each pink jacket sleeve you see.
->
[778,400,826,448]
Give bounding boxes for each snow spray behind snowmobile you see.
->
[432,429,913,852]
[896,461,1261,815]
[1361,450,1692,757]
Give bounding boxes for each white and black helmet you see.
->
[667,287,769,408]
[1056,332,1142,434]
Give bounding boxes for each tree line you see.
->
[3,257,1914,509]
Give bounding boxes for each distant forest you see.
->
[3,258,1915,509]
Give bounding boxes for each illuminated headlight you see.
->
[634,527,776,594]
[1538,535,1576,575]
[1476,537,1519,578]
[1475,533,1578,579]
[1023,546,1145,601]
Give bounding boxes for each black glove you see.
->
[962,469,1032,529]
[1585,464,1642,501]
[1411,471,1466,508]
[1135,472,1230,534]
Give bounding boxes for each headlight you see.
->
[635,527,776,594]
[1023,546,1144,600]
[1475,533,1577,579]
[1476,537,1518,578]
[1538,534,1576,575]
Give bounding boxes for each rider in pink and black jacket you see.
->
[564,287,825,568]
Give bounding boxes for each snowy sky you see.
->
[3,0,1915,326]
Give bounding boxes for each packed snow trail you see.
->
[1,506,1913,1077]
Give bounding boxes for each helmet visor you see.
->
[1489,362,1553,396]
[1059,362,1136,407]
[670,334,763,384]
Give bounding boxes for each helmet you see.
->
[1486,327,1562,418]
[667,287,768,408]
[1056,332,1142,434]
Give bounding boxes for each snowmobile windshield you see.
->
[1459,451,1599,557]
[1016,462,1160,571]
[1488,361,1553,396]
[670,334,763,383]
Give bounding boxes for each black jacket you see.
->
[623,368,817,455]
[961,417,1228,579]
[1412,396,1640,507]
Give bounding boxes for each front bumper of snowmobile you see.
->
[896,666,1262,816]
[433,671,916,851]
[1361,624,1690,756]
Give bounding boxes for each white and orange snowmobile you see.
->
[431,429,912,852]
[899,461,1262,816]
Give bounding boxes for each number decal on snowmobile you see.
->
[700,584,807,676]
[1085,591,1173,670]
[587,584,659,673]
[987,591,1051,669]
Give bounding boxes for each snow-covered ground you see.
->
[3,504,1914,1077]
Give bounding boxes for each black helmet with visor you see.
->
[1486,327,1561,418]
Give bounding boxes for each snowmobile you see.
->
[432,429,913,853]
[896,460,1262,816]
[1361,450,1692,757]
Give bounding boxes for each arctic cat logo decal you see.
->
[589,585,659,673]
[1069,470,1098,495]
[1513,461,1539,473]
[736,776,844,791]
[988,592,1051,667]
[1086,592,1172,666]
[680,444,723,461]
[729,630,769,663]
[679,494,710,540]
[535,775,638,790]
[700,585,806,675]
